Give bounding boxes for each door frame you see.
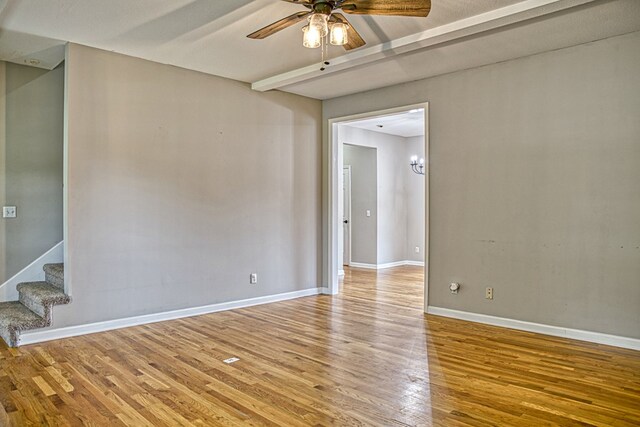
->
[325,102,430,312]
[342,165,352,268]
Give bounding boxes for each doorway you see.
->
[326,103,429,311]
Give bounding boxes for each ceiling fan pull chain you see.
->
[320,34,330,71]
[320,35,326,70]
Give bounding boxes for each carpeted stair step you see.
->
[17,282,71,318]
[0,263,70,348]
[0,301,48,348]
[44,263,64,289]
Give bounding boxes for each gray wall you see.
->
[343,144,377,265]
[0,61,64,283]
[324,31,640,339]
[53,44,321,327]
[406,136,425,263]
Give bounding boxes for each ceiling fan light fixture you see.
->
[308,13,329,37]
[302,24,322,48]
[330,22,348,46]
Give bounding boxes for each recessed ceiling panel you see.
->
[281,0,640,99]
[0,0,523,83]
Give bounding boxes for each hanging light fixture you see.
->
[330,21,348,46]
[302,24,322,48]
[300,12,347,70]
[410,155,425,175]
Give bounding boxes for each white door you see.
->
[343,166,352,266]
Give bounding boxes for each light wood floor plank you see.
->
[0,266,638,426]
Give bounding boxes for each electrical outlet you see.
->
[250,273,257,284]
[2,206,16,218]
[485,287,494,300]
[415,246,420,253]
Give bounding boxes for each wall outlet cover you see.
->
[485,287,494,300]
[2,206,17,218]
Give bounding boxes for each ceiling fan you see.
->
[247,0,432,51]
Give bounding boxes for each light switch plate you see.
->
[2,206,16,218]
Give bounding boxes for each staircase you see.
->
[0,263,70,347]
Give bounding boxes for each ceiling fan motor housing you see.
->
[312,1,335,15]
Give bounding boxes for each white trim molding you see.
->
[0,241,63,302]
[349,260,425,270]
[20,287,323,346]
[427,306,640,351]
[405,260,425,267]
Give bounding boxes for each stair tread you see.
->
[0,301,47,331]
[17,281,70,306]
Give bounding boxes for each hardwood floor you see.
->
[1,266,639,426]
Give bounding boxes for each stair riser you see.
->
[0,328,17,348]
[19,293,48,319]
[45,272,64,289]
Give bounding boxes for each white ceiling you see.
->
[343,109,425,137]
[0,0,638,99]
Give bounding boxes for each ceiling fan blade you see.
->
[331,13,366,51]
[341,0,431,17]
[247,11,310,39]
[281,0,313,4]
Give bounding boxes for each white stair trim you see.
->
[0,241,63,302]
[427,306,640,351]
[20,287,322,345]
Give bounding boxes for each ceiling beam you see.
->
[251,0,596,92]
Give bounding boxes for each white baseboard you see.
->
[377,261,411,269]
[349,260,425,270]
[348,262,377,269]
[427,306,640,351]
[0,241,64,302]
[20,287,322,346]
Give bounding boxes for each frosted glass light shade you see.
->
[308,13,328,37]
[330,22,348,46]
[302,25,321,48]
